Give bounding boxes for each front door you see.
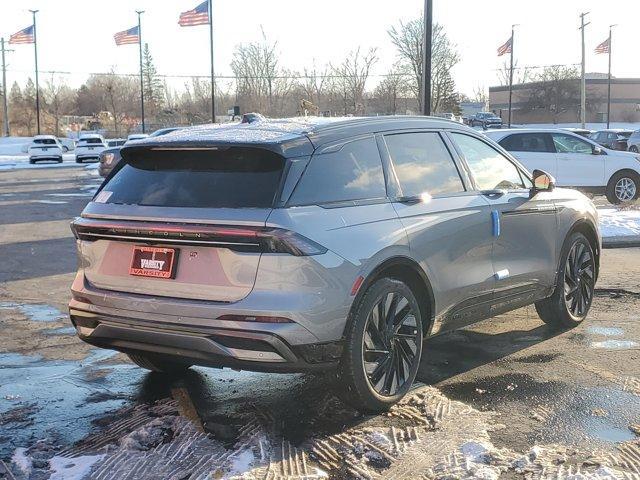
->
[552,132,605,187]
[448,132,558,313]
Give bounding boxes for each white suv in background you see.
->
[485,128,640,204]
[75,134,107,163]
[28,135,64,164]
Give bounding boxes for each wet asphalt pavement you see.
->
[0,163,639,479]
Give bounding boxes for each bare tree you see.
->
[44,74,74,136]
[373,64,411,115]
[471,85,488,109]
[522,66,581,123]
[301,61,329,112]
[497,60,532,86]
[329,47,378,116]
[388,17,460,112]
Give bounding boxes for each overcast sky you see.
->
[1,0,639,96]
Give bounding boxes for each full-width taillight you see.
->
[70,217,327,256]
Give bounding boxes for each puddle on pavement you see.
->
[0,349,145,459]
[586,326,625,336]
[590,340,639,349]
[0,302,64,323]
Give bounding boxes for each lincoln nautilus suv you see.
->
[69,116,600,412]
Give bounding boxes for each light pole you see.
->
[136,10,145,133]
[1,38,13,136]
[29,9,40,134]
[579,12,590,129]
[421,0,432,115]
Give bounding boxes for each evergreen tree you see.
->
[142,43,164,114]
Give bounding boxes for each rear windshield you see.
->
[79,138,103,144]
[33,138,56,145]
[101,148,284,208]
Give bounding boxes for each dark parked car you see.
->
[71,116,600,412]
[469,112,503,129]
[589,129,633,151]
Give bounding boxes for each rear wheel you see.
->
[535,232,595,328]
[606,171,639,204]
[339,278,423,412]
[29,159,35,164]
[629,146,639,153]
[75,157,82,163]
[127,353,192,374]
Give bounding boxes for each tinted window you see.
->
[499,133,552,153]
[102,148,284,208]
[80,138,103,145]
[33,138,56,145]
[289,137,386,205]
[385,132,464,196]
[552,133,593,154]
[451,133,525,190]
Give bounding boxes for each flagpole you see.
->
[579,12,590,129]
[606,25,614,129]
[1,38,11,137]
[208,0,216,123]
[29,10,40,135]
[136,11,145,133]
[507,25,515,128]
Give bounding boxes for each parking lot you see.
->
[0,163,639,479]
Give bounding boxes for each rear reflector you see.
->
[70,217,327,256]
[216,314,293,324]
[350,275,365,296]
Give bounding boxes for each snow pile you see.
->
[48,454,105,480]
[599,208,640,238]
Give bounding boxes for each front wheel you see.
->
[535,232,595,328]
[338,278,423,412]
[606,171,639,204]
[629,146,639,153]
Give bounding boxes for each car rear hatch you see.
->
[73,146,287,303]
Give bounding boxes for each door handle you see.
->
[482,189,506,198]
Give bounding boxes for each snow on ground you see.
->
[0,137,31,155]
[0,153,79,170]
[48,454,105,480]
[598,208,640,238]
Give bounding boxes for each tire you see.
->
[75,158,82,163]
[629,146,639,153]
[127,353,192,374]
[29,159,35,164]
[535,232,596,329]
[338,278,423,412]
[58,158,63,163]
[606,171,639,204]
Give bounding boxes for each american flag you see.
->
[595,38,610,54]
[9,25,35,45]
[179,1,210,27]
[497,37,512,56]
[114,26,140,46]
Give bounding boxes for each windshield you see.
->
[101,147,285,208]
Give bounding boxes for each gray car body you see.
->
[69,116,601,372]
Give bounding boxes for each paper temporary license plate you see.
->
[129,246,177,279]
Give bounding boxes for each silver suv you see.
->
[69,117,600,412]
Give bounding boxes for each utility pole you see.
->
[421,0,433,115]
[606,25,617,129]
[136,10,145,133]
[1,38,13,137]
[29,9,40,134]
[579,12,590,129]
[208,0,216,123]
[507,24,517,128]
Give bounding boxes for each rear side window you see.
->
[451,133,526,191]
[289,137,386,205]
[101,148,284,208]
[499,133,552,153]
[385,132,464,196]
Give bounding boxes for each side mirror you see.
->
[592,145,604,155]
[531,169,555,196]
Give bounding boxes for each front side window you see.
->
[385,132,464,197]
[289,137,386,205]
[552,133,593,154]
[451,133,525,191]
[499,133,552,153]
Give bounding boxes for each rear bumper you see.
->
[76,155,101,161]
[29,154,62,160]
[69,307,342,372]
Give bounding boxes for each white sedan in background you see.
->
[485,128,640,204]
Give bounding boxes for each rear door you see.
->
[449,132,557,309]
[381,131,496,333]
[77,147,286,302]
[497,132,557,177]
[552,132,604,187]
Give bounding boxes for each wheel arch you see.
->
[344,256,436,339]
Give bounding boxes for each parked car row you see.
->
[485,128,640,204]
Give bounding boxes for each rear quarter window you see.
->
[289,137,386,206]
[101,147,284,208]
